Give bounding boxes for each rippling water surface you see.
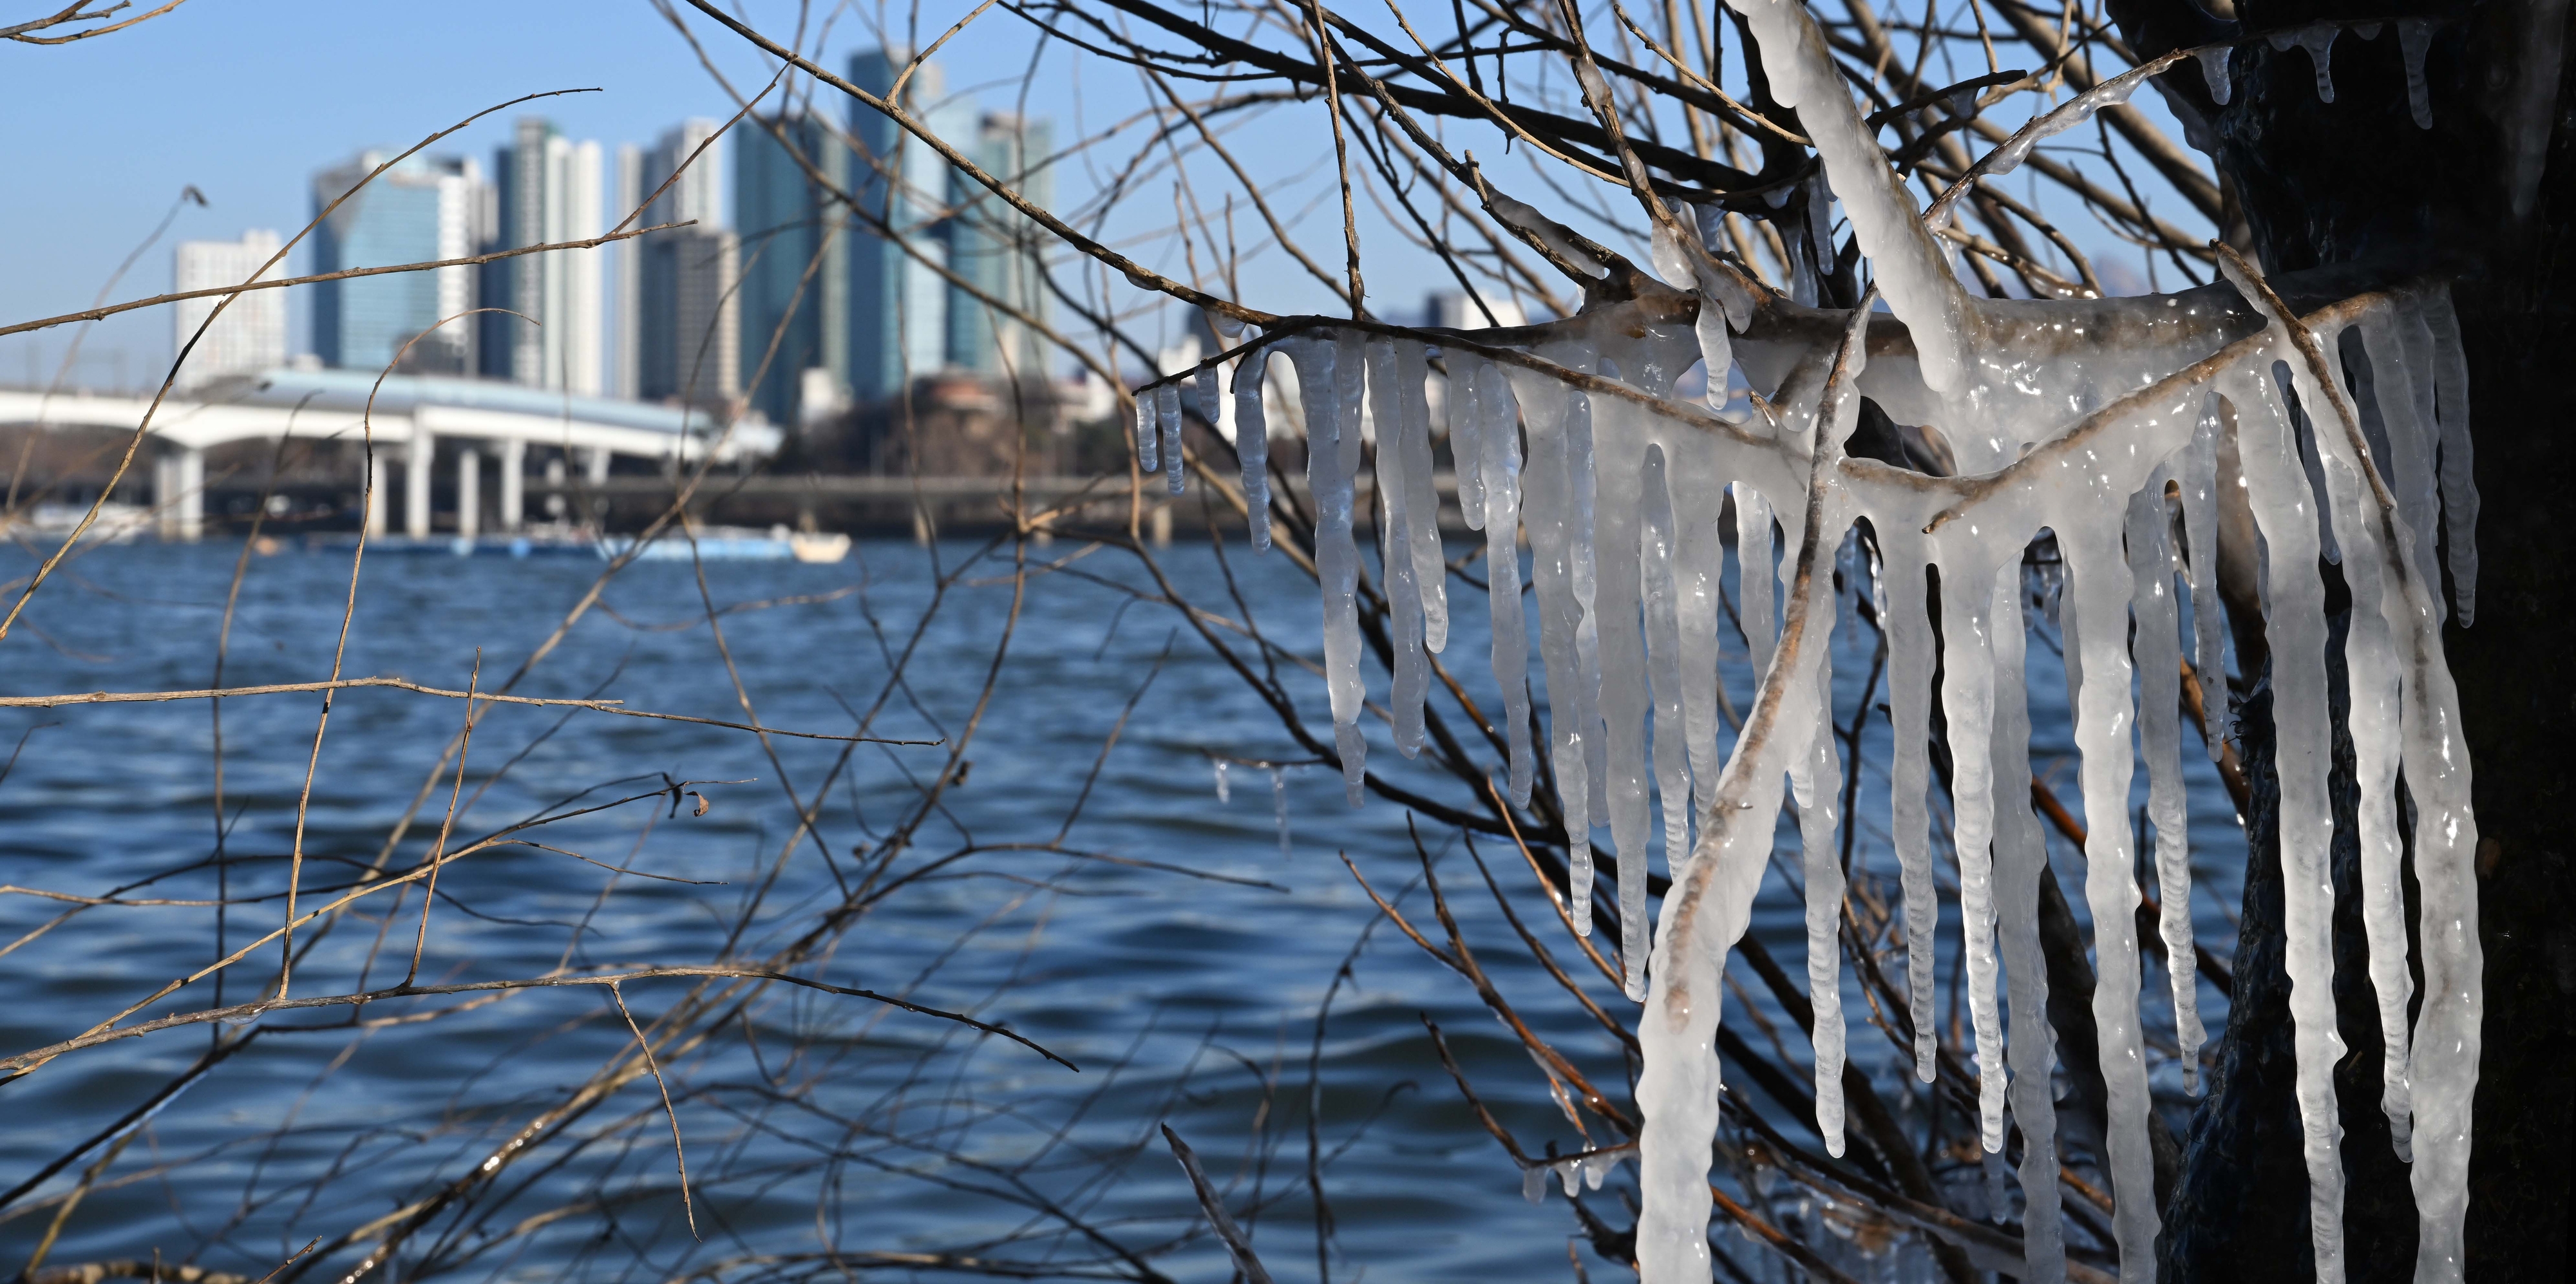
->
[0,536,2246,1281]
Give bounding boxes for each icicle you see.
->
[1213,759,1231,804]
[1155,383,1186,495]
[2297,24,2339,102]
[1935,560,2009,1153]
[1569,366,1611,827]
[2060,512,2163,1278]
[1450,350,1488,531]
[2195,44,2233,106]
[1795,669,1849,1157]
[2355,308,2444,614]
[1985,572,2068,1282]
[2400,19,2435,128]
[1503,337,1602,918]
[1195,364,1223,443]
[1524,1147,1635,1202]
[1875,525,1940,1082]
[1294,333,1369,804]
[1135,393,1159,472]
[2179,399,2229,752]
[1669,439,1731,826]
[2424,289,2479,623]
[1214,311,1245,339]
[1369,339,1432,760]
[1396,341,1449,654]
[1788,230,1821,308]
[1639,446,1694,877]
[2224,368,2350,1282]
[1271,765,1291,855]
[1804,170,1836,270]
[2302,361,2419,1164]
[1589,393,1657,999]
[2127,477,2205,1093]
[1233,348,1272,552]
[1475,361,1537,806]
[1736,482,1779,679]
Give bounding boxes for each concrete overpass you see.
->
[0,368,781,539]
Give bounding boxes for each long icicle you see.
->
[1639,445,1696,876]
[2060,511,2163,1279]
[1987,568,2068,1281]
[1368,337,1432,759]
[2225,365,2351,1283]
[1505,337,1602,914]
[1938,556,2009,1151]
[1591,397,1657,999]
[1794,591,1849,1155]
[2127,475,2206,1093]
[1474,359,1537,805]
[1876,522,1942,1081]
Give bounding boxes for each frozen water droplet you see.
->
[2195,45,2233,106]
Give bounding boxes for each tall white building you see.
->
[171,229,287,388]
[482,118,604,395]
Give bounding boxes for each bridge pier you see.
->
[456,446,481,540]
[406,431,433,538]
[153,446,203,542]
[498,438,526,531]
[366,448,390,536]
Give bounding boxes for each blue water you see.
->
[0,536,2247,1281]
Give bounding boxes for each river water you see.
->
[0,535,2247,1282]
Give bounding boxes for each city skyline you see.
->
[82,50,1059,422]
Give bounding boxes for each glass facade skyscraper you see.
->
[734,50,1056,427]
[311,153,482,375]
[735,108,850,428]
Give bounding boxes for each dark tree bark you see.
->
[2100,0,2576,1276]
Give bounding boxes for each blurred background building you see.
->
[171,228,287,389]
[310,152,484,375]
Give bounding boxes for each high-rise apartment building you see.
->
[734,108,849,428]
[626,121,740,405]
[844,49,978,408]
[312,153,483,375]
[171,229,287,388]
[615,119,731,401]
[943,111,1054,385]
[638,229,740,404]
[480,118,605,395]
[731,51,1056,428]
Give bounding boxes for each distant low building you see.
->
[171,229,286,390]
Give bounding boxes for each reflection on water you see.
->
[0,538,2242,1281]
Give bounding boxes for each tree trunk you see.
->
[2105,0,2576,1274]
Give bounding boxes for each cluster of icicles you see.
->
[1144,1,2486,1279]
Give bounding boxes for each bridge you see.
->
[0,368,781,539]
